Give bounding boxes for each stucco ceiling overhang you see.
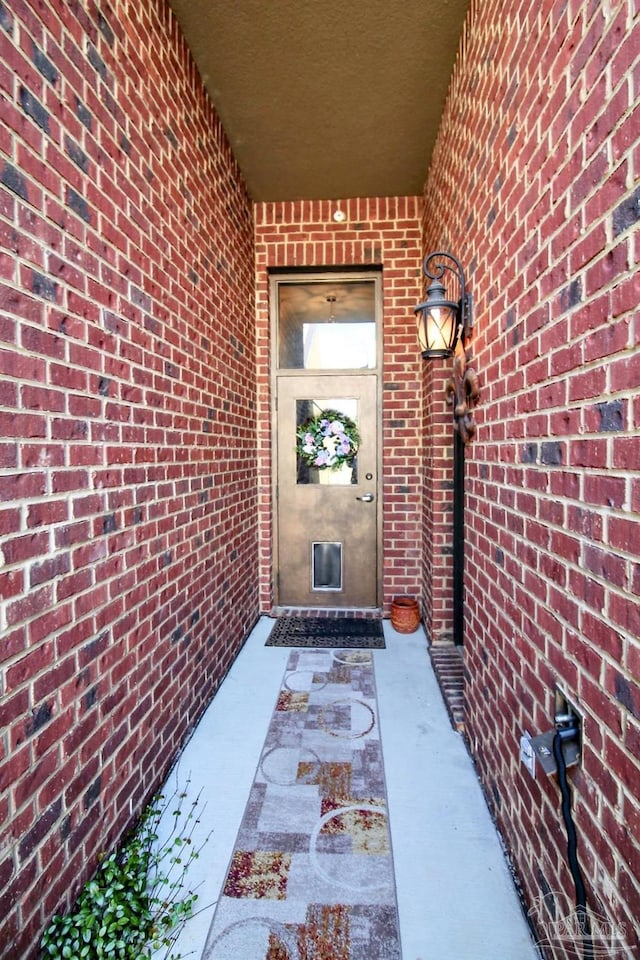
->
[168,0,471,201]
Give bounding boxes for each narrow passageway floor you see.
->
[155,618,540,960]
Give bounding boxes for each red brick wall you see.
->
[419,358,458,643]
[0,2,257,955]
[423,0,640,952]
[254,198,424,613]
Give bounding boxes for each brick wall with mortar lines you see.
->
[419,359,458,644]
[423,0,640,954]
[254,198,425,614]
[0,1,258,955]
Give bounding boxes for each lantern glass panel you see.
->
[417,304,457,356]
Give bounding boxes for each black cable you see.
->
[553,727,593,960]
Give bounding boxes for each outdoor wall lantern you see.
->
[415,250,473,359]
[414,250,481,647]
[415,250,479,444]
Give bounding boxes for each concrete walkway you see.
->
[155,618,541,960]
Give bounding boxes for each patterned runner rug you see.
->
[202,648,400,960]
[265,617,385,649]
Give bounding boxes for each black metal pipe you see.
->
[553,727,593,960]
[453,431,465,645]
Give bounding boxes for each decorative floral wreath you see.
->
[296,409,360,471]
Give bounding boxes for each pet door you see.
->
[312,542,343,591]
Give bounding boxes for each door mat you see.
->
[266,617,385,648]
[201,648,400,960]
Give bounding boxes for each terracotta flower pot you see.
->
[390,596,420,633]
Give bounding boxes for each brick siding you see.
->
[0,2,257,955]
[2,0,639,955]
[423,0,640,953]
[254,198,425,614]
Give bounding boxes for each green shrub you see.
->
[41,776,210,960]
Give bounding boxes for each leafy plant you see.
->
[41,775,210,960]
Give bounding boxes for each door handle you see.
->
[355,493,374,502]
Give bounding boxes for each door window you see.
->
[295,398,359,486]
[277,280,376,370]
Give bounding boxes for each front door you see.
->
[272,272,381,610]
[276,375,379,608]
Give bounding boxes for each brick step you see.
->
[429,645,465,733]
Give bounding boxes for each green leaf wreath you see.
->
[297,409,360,471]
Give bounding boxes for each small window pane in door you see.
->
[296,398,358,485]
[278,280,376,369]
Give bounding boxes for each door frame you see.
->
[269,268,384,612]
